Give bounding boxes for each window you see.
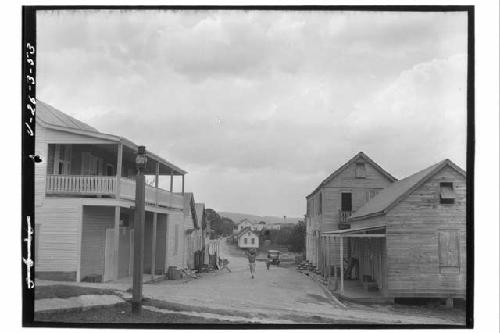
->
[244,238,248,244]
[105,164,115,176]
[318,192,322,215]
[438,230,460,273]
[355,162,366,178]
[81,152,104,176]
[341,192,352,212]
[365,189,379,202]
[251,238,255,245]
[440,182,456,204]
[53,145,72,175]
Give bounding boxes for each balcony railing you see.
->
[46,175,184,209]
[339,210,352,224]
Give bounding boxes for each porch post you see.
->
[151,213,157,280]
[182,174,185,194]
[151,162,160,280]
[170,171,173,192]
[340,236,344,294]
[113,206,120,280]
[113,143,123,280]
[115,143,123,199]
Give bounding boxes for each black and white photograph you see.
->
[18,4,483,329]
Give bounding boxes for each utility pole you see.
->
[132,146,147,315]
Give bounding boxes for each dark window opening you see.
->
[341,192,352,212]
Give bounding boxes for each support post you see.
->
[113,206,120,280]
[115,143,123,199]
[182,174,185,194]
[151,212,157,280]
[132,146,146,315]
[151,162,159,280]
[170,171,173,192]
[113,143,123,281]
[340,236,344,295]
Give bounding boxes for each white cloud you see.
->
[36,10,468,216]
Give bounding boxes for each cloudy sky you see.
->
[36,10,468,217]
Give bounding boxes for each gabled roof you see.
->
[237,218,253,225]
[195,203,205,229]
[37,101,100,132]
[36,100,187,176]
[182,192,199,229]
[306,152,397,199]
[349,159,466,222]
[237,227,258,239]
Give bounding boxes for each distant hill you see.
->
[218,212,301,225]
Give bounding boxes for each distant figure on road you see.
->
[221,258,231,272]
[247,248,257,279]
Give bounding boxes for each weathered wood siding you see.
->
[80,206,114,280]
[34,198,82,277]
[165,211,185,269]
[353,165,466,298]
[35,125,49,207]
[321,159,394,232]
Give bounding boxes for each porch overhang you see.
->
[322,226,386,237]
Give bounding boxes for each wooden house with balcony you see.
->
[35,101,188,282]
[304,152,396,275]
[324,159,466,305]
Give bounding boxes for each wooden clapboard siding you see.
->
[165,211,185,268]
[321,160,393,231]
[80,206,115,280]
[35,199,82,275]
[363,165,466,298]
[35,125,49,207]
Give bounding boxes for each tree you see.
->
[205,208,235,238]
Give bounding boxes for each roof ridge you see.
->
[306,152,396,198]
[349,158,465,221]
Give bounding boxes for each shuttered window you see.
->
[355,162,366,178]
[53,144,72,175]
[440,182,456,204]
[438,230,460,273]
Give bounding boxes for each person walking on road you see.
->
[247,248,257,279]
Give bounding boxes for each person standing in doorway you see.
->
[247,248,257,279]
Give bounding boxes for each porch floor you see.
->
[333,279,393,305]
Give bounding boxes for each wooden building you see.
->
[325,159,466,304]
[305,152,396,275]
[195,203,207,268]
[237,227,260,249]
[34,101,188,282]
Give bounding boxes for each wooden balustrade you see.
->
[46,175,116,195]
[339,210,352,224]
[46,174,184,209]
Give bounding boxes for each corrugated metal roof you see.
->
[349,159,466,221]
[36,100,99,133]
